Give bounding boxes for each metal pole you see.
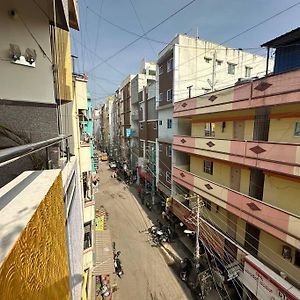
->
[151,145,155,206]
[212,50,216,91]
[195,194,200,260]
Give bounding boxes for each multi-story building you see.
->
[171,28,300,299]
[156,34,270,199]
[0,0,78,187]
[137,80,157,189]
[0,1,85,299]
[131,61,156,169]
[119,75,135,162]
[110,88,122,160]
[99,102,109,153]
[72,74,96,299]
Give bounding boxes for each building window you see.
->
[205,122,215,137]
[140,123,144,130]
[203,198,211,211]
[149,70,156,76]
[159,92,164,102]
[203,160,213,175]
[167,58,173,72]
[84,222,92,250]
[159,65,163,75]
[245,66,252,78]
[167,119,172,129]
[228,63,236,75]
[166,171,171,183]
[166,145,172,157]
[216,59,223,66]
[167,89,173,101]
[294,122,300,137]
[153,121,157,129]
[159,144,163,152]
[202,88,211,93]
[204,57,212,63]
[159,120,163,125]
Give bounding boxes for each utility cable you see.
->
[88,0,199,73]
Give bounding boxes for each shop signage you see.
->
[243,258,299,300]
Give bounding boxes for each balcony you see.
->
[173,166,300,249]
[173,135,300,178]
[174,68,300,118]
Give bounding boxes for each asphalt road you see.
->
[95,162,193,300]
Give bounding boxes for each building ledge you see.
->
[0,169,61,264]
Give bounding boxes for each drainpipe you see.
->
[265,47,270,76]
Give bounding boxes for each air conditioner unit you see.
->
[282,245,292,260]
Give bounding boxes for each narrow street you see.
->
[95,161,193,300]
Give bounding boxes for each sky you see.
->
[71,0,300,106]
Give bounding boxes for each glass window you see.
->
[159,120,163,125]
[166,171,171,183]
[216,59,222,66]
[167,58,173,72]
[167,89,173,101]
[204,57,212,63]
[84,222,92,250]
[166,145,172,157]
[153,121,157,129]
[159,65,163,75]
[203,160,213,175]
[228,63,236,75]
[245,66,252,78]
[205,122,215,137]
[167,119,172,129]
[294,122,300,137]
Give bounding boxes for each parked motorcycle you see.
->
[180,258,192,282]
[148,222,172,245]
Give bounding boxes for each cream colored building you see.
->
[72,74,95,300]
[156,33,271,198]
[171,29,300,299]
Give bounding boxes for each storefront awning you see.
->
[93,229,115,276]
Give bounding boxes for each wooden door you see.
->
[230,166,241,192]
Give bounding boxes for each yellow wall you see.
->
[263,175,300,215]
[240,168,250,195]
[268,117,300,144]
[191,118,254,141]
[0,174,70,300]
[258,231,300,285]
[54,28,73,102]
[190,156,231,188]
[236,218,246,245]
[202,204,228,233]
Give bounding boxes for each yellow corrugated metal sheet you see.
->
[93,229,114,276]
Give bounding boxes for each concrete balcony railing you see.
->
[173,166,300,249]
[173,135,300,178]
[174,68,300,117]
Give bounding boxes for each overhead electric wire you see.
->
[72,35,125,76]
[128,0,157,56]
[171,0,300,74]
[87,0,199,73]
